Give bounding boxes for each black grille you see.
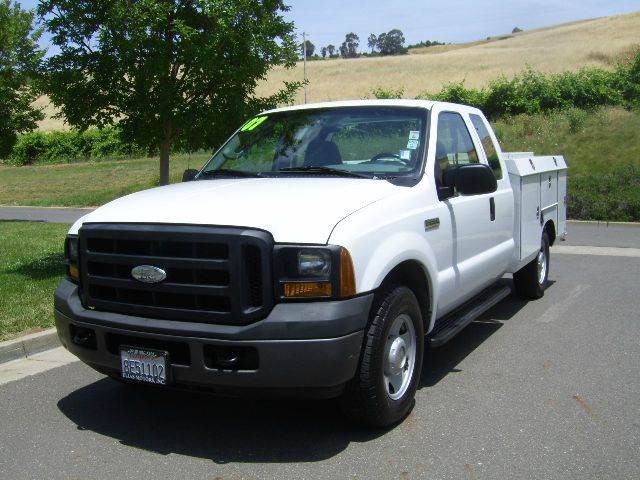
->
[78,224,274,324]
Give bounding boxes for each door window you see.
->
[470,114,502,179]
[434,112,479,188]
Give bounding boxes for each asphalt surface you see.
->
[0,218,639,479]
[0,206,93,224]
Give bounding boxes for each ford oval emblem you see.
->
[131,265,167,284]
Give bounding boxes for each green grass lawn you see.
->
[0,152,210,207]
[494,107,640,221]
[0,221,69,341]
[493,107,640,176]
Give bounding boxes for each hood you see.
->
[69,177,401,243]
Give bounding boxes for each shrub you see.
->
[418,51,640,118]
[370,86,405,99]
[6,127,145,165]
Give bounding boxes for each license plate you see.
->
[120,347,169,385]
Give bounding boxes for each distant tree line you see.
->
[406,39,446,49]
[304,30,446,61]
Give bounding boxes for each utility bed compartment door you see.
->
[541,170,558,240]
[520,175,542,260]
[558,170,567,238]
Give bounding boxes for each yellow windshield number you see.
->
[240,116,268,132]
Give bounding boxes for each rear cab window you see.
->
[469,114,502,180]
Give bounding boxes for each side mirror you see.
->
[443,164,497,196]
[182,169,199,182]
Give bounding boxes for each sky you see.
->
[18,0,640,53]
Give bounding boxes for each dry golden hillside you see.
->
[37,11,640,130]
[257,11,640,104]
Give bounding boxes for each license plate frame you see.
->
[120,346,170,385]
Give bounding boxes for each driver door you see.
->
[433,111,505,312]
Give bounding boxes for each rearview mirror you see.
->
[182,169,199,182]
[443,164,497,196]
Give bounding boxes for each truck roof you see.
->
[262,99,479,115]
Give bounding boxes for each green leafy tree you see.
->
[38,0,300,185]
[300,39,315,58]
[377,29,406,55]
[0,0,43,158]
[321,46,327,58]
[327,44,336,57]
[367,33,377,53]
[339,32,359,58]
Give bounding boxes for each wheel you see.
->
[341,285,424,427]
[514,231,550,299]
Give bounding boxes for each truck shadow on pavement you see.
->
[56,281,539,464]
[421,282,532,389]
[57,378,382,463]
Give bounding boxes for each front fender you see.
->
[358,231,439,333]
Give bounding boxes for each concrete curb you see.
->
[0,328,61,365]
[567,220,640,227]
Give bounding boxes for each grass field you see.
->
[495,107,640,176]
[0,153,210,207]
[0,221,68,341]
[258,12,640,105]
[34,12,640,131]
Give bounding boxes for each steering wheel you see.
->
[370,152,408,165]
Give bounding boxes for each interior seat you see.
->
[304,140,342,167]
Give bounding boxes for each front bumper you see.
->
[54,280,373,397]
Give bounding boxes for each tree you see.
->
[38,0,300,185]
[367,34,377,53]
[327,44,336,57]
[340,32,359,58]
[321,46,327,58]
[377,29,406,55]
[512,27,523,33]
[300,39,315,58]
[0,0,43,158]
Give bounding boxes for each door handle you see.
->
[489,197,495,221]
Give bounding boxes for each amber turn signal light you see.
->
[283,281,332,298]
[68,264,80,282]
[339,247,356,298]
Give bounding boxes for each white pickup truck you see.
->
[55,100,567,426]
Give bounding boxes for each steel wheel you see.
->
[383,313,417,400]
[537,247,547,285]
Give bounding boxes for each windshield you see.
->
[200,106,428,179]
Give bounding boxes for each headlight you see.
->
[65,235,80,283]
[275,245,355,300]
[297,249,331,277]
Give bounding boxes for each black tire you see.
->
[514,231,550,299]
[340,285,424,427]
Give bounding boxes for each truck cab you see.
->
[55,100,567,427]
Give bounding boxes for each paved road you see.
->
[0,206,93,224]
[1,224,639,479]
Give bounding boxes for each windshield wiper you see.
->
[199,169,262,178]
[279,166,370,179]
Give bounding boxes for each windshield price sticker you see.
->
[407,139,419,150]
[409,130,420,140]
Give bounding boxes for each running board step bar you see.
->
[428,283,511,348]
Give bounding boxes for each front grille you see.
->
[78,224,274,324]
